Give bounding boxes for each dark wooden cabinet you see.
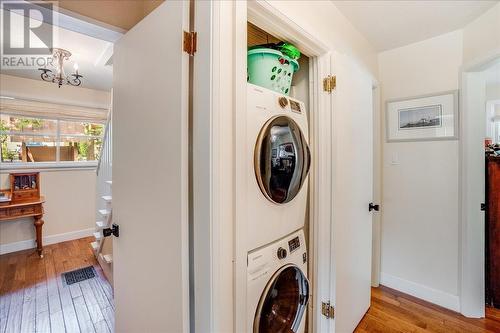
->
[10,172,41,201]
[486,156,500,308]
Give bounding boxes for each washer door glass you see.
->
[255,116,310,204]
[254,264,309,333]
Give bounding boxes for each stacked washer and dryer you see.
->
[246,83,312,333]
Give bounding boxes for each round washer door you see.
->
[254,116,311,204]
[254,264,310,333]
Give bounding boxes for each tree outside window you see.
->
[0,115,104,164]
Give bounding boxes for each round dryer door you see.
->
[254,264,309,333]
[255,116,311,204]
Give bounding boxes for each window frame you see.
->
[0,112,106,170]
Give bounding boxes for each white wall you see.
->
[462,3,500,65]
[266,0,378,76]
[0,170,97,253]
[379,30,463,311]
[0,75,110,253]
[0,74,111,109]
[487,83,500,101]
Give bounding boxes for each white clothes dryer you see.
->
[247,229,309,333]
[246,83,311,251]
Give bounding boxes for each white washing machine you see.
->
[246,83,311,251]
[247,229,309,333]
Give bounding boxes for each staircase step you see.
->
[98,209,111,217]
[105,181,112,186]
[96,221,105,229]
[90,241,99,252]
[93,231,103,241]
[101,195,112,203]
[100,253,113,264]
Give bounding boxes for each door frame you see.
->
[371,82,382,287]
[459,49,500,317]
[234,2,332,333]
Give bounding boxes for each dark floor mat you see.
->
[62,266,96,285]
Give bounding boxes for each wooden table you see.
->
[0,194,46,257]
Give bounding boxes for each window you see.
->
[1,114,104,166]
[495,120,500,144]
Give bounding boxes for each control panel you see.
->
[288,236,301,253]
[289,100,302,114]
[275,94,303,114]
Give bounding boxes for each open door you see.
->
[330,52,374,332]
[112,2,189,332]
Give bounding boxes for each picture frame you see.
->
[386,90,459,142]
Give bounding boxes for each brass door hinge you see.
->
[323,75,336,93]
[321,301,335,319]
[183,31,197,56]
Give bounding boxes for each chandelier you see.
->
[38,48,83,88]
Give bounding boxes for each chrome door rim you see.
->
[253,263,310,333]
[254,115,311,204]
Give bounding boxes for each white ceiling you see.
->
[1,9,113,91]
[333,1,498,51]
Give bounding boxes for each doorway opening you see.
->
[231,2,334,331]
[0,4,120,332]
[246,20,313,333]
[484,61,500,311]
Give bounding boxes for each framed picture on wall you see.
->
[386,90,459,142]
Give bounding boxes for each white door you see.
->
[330,52,374,332]
[112,2,190,332]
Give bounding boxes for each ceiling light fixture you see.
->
[38,48,83,88]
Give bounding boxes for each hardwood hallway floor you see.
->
[2,237,500,333]
[0,237,114,333]
[356,286,500,333]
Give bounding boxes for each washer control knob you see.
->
[278,97,288,108]
[277,247,287,259]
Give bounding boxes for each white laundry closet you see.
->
[245,22,313,332]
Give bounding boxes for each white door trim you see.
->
[233,2,249,332]
[310,53,334,333]
[191,1,215,332]
[459,50,500,317]
[371,83,382,287]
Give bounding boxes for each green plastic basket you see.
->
[247,47,299,95]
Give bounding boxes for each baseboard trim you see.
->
[0,228,95,255]
[380,272,460,312]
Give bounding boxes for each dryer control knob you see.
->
[278,97,288,108]
[277,247,287,259]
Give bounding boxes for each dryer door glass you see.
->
[254,265,309,333]
[255,116,310,204]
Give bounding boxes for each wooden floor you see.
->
[0,237,114,333]
[2,237,500,333]
[356,285,500,333]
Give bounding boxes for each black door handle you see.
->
[481,203,486,212]
[369,203,380,212]
[103,223,119,238]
